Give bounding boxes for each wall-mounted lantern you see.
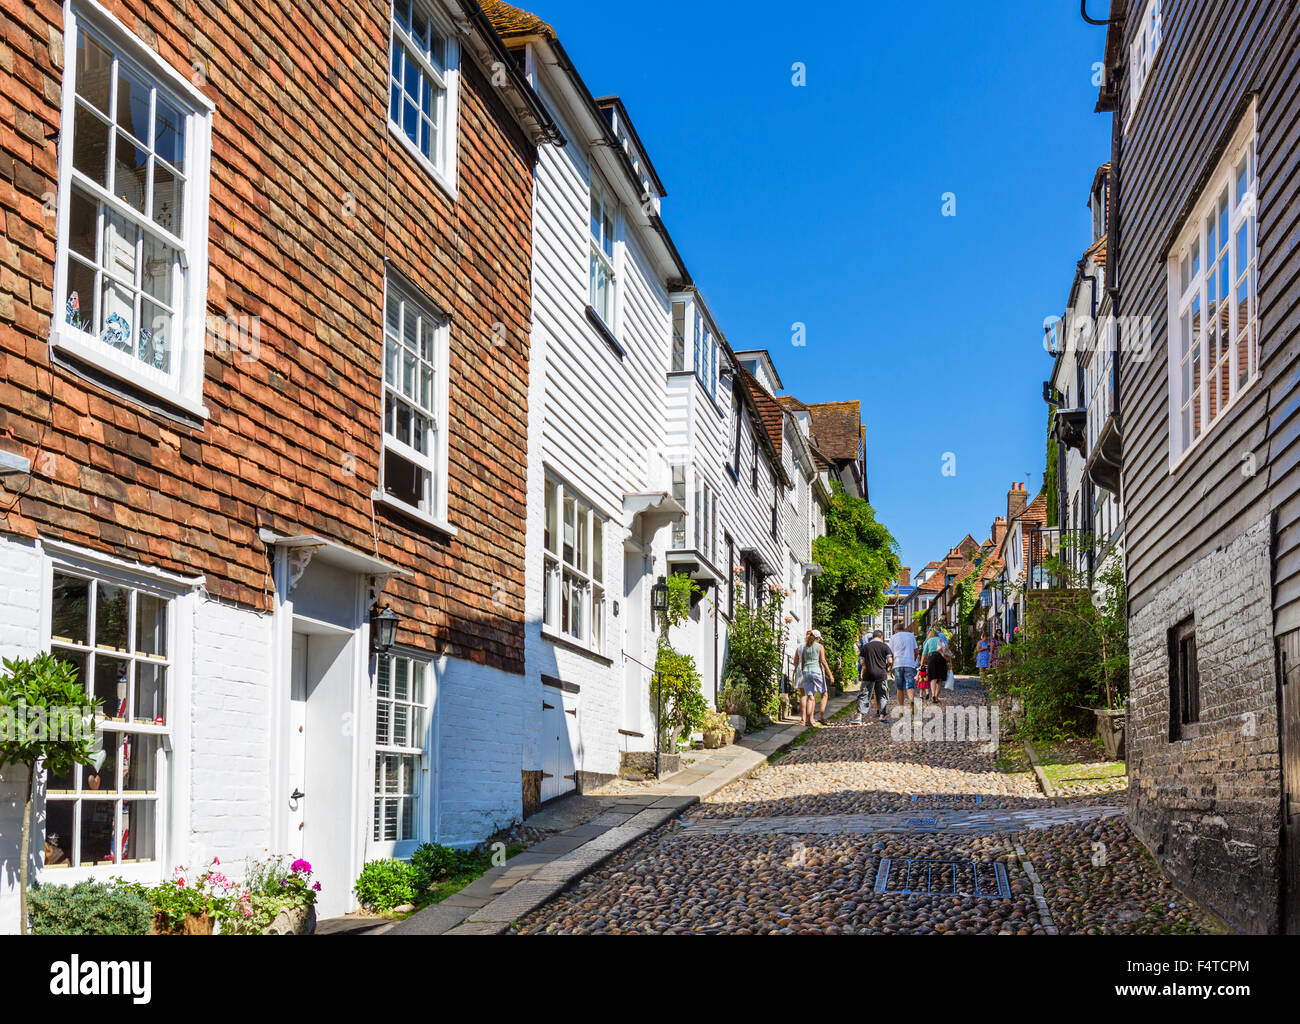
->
[650,578,669,615]
[371,604,399,654]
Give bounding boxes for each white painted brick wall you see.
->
[185,599,274,868]
[434,654,529,845]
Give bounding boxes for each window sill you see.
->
[371,490,458,537]
[585,306,625,360]
[541,625,613,665]
[388,120,458,203]
[51,329,209,421]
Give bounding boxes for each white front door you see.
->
[288,633,308,858]
[623,547,645,736]
[286,626,355,918]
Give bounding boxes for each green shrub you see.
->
[353,858,418,912]
[651,642,707,747]
[28,880,152,936]
[722,598,784,726]
[411,843,461,892]
[718,682,753,720]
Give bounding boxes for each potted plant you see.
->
[1091,558,1129,760]
[0,654,101,934]
[224,856,322,934]
[701,709,734,749]
[135,859,238,934]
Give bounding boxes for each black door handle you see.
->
[290,788,305,800]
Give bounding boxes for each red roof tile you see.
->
[804,401,862,463]
[480,1,555,39]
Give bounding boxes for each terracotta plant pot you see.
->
[150,912,213,935]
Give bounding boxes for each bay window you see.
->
[543,477,606,652]
[671,300,686,372]
[693,476,716,562]
[381,274,450,524]
[1168,106,1257,464]
[671,465,687,549]
[46,570,171,870]
[53,5,213,414]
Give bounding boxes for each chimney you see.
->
[992,516,1008,546]
[898,566,911,588]
[1007,482,1027,523]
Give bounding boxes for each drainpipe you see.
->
[713,588,720,707]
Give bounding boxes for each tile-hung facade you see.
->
[1091,0,1299,933]
[0,0,559,928]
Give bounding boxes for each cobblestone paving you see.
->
[679,803,1124,836]
[516,689,1211,935]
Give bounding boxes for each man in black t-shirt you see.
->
[853,630,893,724]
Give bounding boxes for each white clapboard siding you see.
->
[523,68,676,782]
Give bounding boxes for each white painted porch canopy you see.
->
[622,491,686,533]
[258,530,412,598]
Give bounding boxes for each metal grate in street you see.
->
[873,858,1011,899]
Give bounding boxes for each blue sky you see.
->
[531,0,1111,572]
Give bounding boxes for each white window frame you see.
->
[542,474,607,654]
[387,0,460,197]
[589,176,618,330]
[1166,104,1259,469]
[374,272,453,533]
[51,1,214,419]
[670,463,687,550]
[38,544,199,889]
[671,299,687,372]
[372,651,431,856]
[1127,0,1163,125]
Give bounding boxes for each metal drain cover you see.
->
[873,858,1011,899]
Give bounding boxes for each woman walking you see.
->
[975,632,992,690]
[920,627,950,704]
[795,629,835,726]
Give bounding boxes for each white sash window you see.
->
[52,4,213,415]
[1167,106,1258,465]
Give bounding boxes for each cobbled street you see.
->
[517,686,1215,935]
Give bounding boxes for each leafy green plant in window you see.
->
[0,653,101,934]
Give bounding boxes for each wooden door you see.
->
[1280,630,1300,934]
[540,695,576,803]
